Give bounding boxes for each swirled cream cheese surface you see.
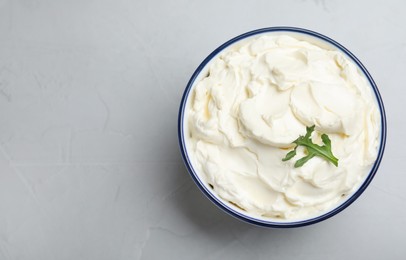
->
[185,34,380,220]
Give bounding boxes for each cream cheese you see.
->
[185,34,380,220]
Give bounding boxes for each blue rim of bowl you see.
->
[178,26,387,228]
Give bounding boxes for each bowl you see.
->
[178,27,386,228]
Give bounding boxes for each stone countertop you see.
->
[0,0,404,259]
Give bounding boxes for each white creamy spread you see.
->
[185,34,380,220]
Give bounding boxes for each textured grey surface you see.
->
[0,0,404,259]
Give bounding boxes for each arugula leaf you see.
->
[282,149,297,161]
[282,125,339,168]
[294,152,316,168]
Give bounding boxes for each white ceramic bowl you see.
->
[178,27,387,228]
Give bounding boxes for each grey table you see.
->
[0,0,404,259]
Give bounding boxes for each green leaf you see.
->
[282,149,297,161]
[321,134,331,147]
[294,153,316,168]
[321,134,338,166]
[304,125,315,139]
[282,125,339,167]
